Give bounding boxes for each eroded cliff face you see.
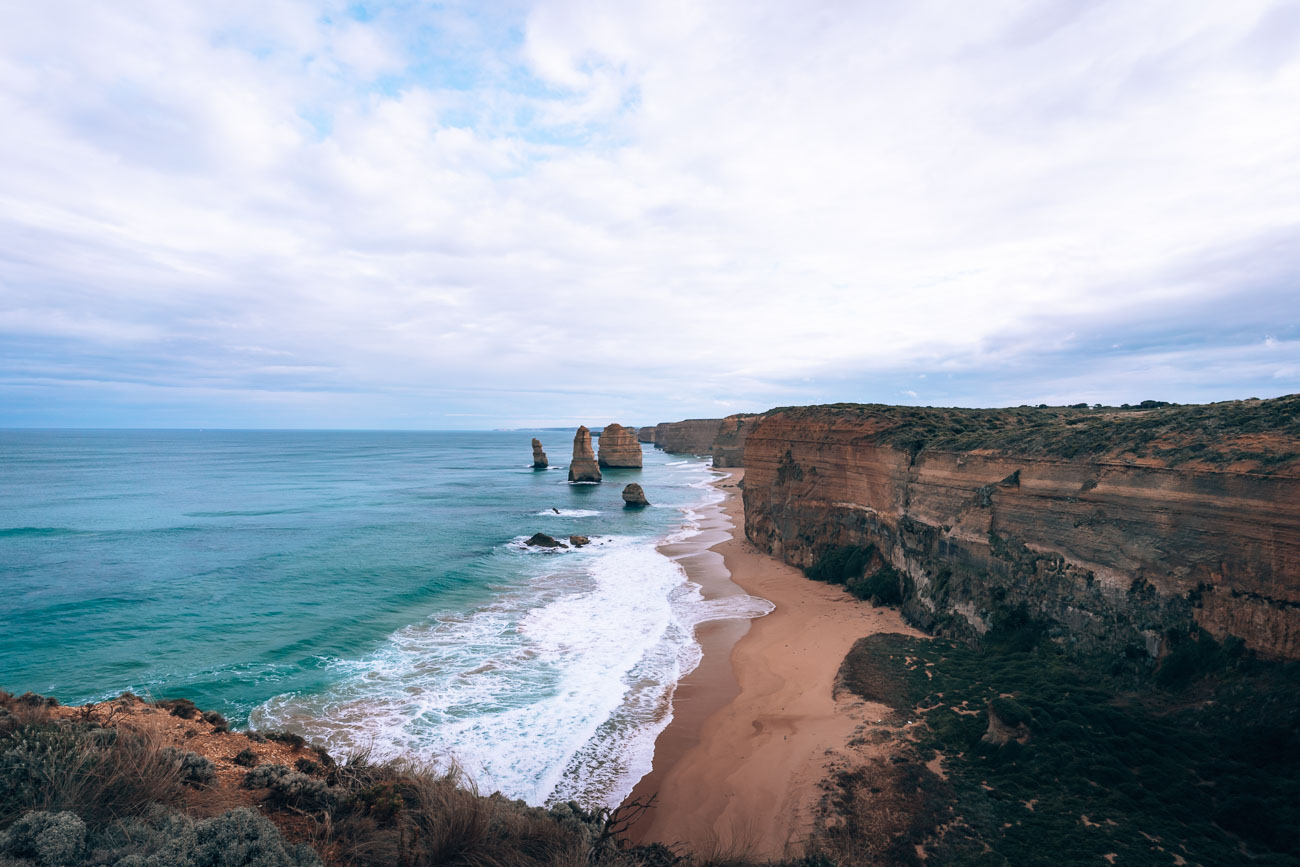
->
[598,423,643,468]
[654,419,724,454]
[638,427,657,444]
[743,403,1300,660]
[711,415,757,468]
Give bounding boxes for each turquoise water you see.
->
[0,430,771,806]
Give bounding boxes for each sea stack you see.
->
[597,423,643,468]
[622,483,649,507]
[531,438,548,469]
[568,426,602,482]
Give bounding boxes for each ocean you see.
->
[0,430,771,808]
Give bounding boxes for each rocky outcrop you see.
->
[742,398,1300,660]
[531,438,548,469]
[567,426,602,483]
[654,419,724,455]
[638,427,657,444]
[598,424,643,468]
[711,415,758,468]
[622,483,650,507]
[526,533,566,548]
[570,535,590,548]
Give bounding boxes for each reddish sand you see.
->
[625,469,924,860]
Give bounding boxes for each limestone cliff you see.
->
[598,423,643,468]
[711,414,758,468]
[743,397,1300,660]
[531,438,548,469]
[654,419,724,455]
[568,426,602,482]
[638,427,657,444]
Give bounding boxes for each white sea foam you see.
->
[535,509,600,517]
[252,458,768,810]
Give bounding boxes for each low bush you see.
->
[265,731,306,751]
[161,748,217,788]
[0,719,185,826]
[804,545,875,585]
[0,806,322,867]
[846,567,903,606]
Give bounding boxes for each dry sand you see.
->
[625,469,924,860]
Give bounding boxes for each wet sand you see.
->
[625,469,923,860]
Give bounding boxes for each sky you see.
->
[1,0,1298,429]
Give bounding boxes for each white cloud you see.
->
[0,0,1297,426]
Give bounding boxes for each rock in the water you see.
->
[531,438,548,469]
[622,483,650,507]
[526,532,567,548]
[568,426,602,482]
[569,535,590,547]
[597,423,643,468]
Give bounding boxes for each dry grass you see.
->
[0,692,188,828]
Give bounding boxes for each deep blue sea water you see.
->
[0,430,770,806]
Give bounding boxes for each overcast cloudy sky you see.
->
[1,0,1297,428]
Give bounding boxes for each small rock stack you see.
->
[531,438,548,469]
[622,483,649,507]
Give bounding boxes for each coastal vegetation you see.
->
[835,628,1300,864]
[0,690,842,866]
[767,393,1300,472]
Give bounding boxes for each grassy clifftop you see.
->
[764,394,1300,473]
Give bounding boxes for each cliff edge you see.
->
[743,396,1300,660]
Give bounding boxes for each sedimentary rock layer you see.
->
[638,427,657,444]
[531,438,548,469]
[598,423,643,468]
[654,419,724,455]
[568,426,602,482]
[711,415,757,468]
[742,398,1300,660]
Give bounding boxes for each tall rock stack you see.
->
[637,427,657,444]
[567,426,602,482]
[597,423,643,468]
[531,438,548,469]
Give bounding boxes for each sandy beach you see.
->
[626,469,924,860]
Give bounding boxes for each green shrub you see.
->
[154,698,199,720]
[1157,630,1228,687]
[293,758,322,776]
[202,711,230,733]
[805,545,875,585]
[80,806,321,866]
[265,732,305,751]
[161,748,216,788]
[243,764,291,790]
[233,748,258,768]
[0,722,184,826]
[0,810,87,866]
[846,567,903,606]
[989,697,1032,728]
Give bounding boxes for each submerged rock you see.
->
[622,483,650,507]
[597,423,642,468]
[531,438,548,469]
[568,427,602,483]
[569,535,590,547]
[525,532,567,548]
